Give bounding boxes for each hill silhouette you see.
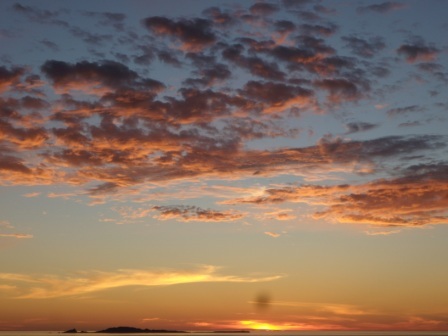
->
[96,326,186,333]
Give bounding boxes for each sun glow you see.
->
[240,320,294,331]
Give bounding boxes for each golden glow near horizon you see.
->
[1,0,448,332]
[240,320,296,331]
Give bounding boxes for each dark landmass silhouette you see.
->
[63,327,250,334]
[96,327,186,333]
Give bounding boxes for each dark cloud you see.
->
[269,45,318,65]
[202,7,233,26]
[41,60,164,92]
[40,39,59,52]
[314,78,362,103]
[152,205,244,222]
[297,10,322,22]
[156,50,182,67]
[318,135,445,162]
[298,23,338,36]
[274,20,296,33]
[82,11,126,30]
[417,63,448,82]
[281,0,312,8]
[240,80,313,112]
[165,88,240,124]
[142,16,216,51]
[357,2,406,14]
[0,118,48,149]
[69,26,113,45]
[0,153,31,174]
[12,3,60,21]
[387,105,424,116]
[184,63,231,87]
[342,36,385,58]
[397,43,440,63]
[345,122,379,134]
[222,44,285,81]
[313,4,337,15]
[88,182,120,195]
[0,66,24,92]
[296,35,336,56]
[249,3,279,16]
[133,45,156,65]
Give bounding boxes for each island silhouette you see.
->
[63,327,249,334]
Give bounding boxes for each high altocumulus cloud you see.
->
[1,0,446,230]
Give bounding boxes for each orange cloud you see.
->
[264,231,281,238]
[0,233,33,239]
[0,266,283,299]
[0,66,24,93]
[226,163,448,228]
[397,43,439,63]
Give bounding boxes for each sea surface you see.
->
[2,332,448,336]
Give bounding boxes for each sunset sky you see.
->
[1,0,448,331]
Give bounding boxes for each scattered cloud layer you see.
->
[0,0,447,232]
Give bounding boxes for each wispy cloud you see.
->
[0,265,283,299]
[22,192,41,198]
[152,205,245,222]
[0,233,33,239]
[264,231,281,238]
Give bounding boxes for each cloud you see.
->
[202,7,234,26]
[0,66,24,92]
[249,3,279,16]
[142,16,216,51]
[82,11,126,31]
[357,2,406,14]
[239,80,314,113]
[314,78,363,103]
[342,36,385,58]
[268,301,374,316]
[41,60,164,93]
[40,39,59,52]
[142,317,160,322]
[0,233,33,239]
[345,122,379,134]
[0,265,283,299]
[1,2,446,233]
[299,23,338,37]
[12,3,61,22]
[0,220,13,228]
[152,205,244,222]
[0,118,48,149]
[261,210,296,221]
[0,284,17,291]
[364,229,401,236]
[222,47,286,81]
[225,162,448,228]
[387,105,424,116]
[397,43,440,63]
[0,153,32,175]
[264,231,281,238]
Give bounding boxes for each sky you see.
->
[0,0,448,331]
